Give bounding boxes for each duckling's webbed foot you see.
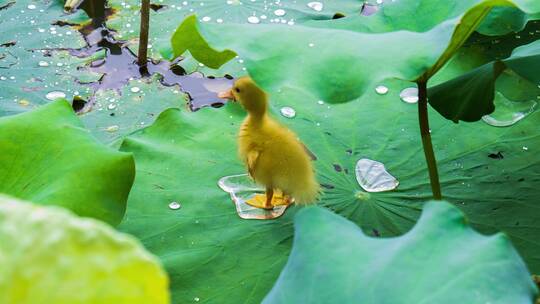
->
[245,189,293,210]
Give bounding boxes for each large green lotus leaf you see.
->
[0,100,135,225]
[118,77,540,303]
[106,0,362,77]
[0,194,170,304]
[171,0,540,105]
[0,0,99,116]
[80,76,188,146]
[264,202,537,303]
[428,40,540,123]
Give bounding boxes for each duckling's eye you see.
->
[235,87,241,93]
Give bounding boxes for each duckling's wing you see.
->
[246,150,260,177]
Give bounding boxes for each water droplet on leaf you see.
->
[274,9,286,16]
[247,16,260,24]
[375,85,388,95]
[280,106,296,118]
[45,91,66,100]
[355,158,399,192]
[482,93,537,127]
[307,2,323,11]
[399,87,418,104]
[169,201,181,210]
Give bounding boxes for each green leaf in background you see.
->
[264,201,537,304]
[118,77,540,303]
[171,15,236,69]
[106,0,363,64]
[0,194,170,304]
[0,100,134,225]
[428,61,505,122]
[170,0,540,105]
[0,0,99,115]
[428,40,540,123]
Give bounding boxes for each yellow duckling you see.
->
[219,77,319,209]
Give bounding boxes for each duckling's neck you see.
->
[246,110,268,127]
[244,97,268,123]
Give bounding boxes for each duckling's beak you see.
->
[218,89,236,102]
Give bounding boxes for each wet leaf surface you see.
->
[0,0,98,114]
[80,75,189,146]
[118,78,540,303]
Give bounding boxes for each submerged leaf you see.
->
[263,202,537,303]
[0,100,135,225]
[0,194,170,304]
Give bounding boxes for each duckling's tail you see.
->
[292,177,320,205]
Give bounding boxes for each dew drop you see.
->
[130,86,141,93]
[194,297,200,302]
[399,87,418,104]
[38,61,49,67]
[45,91,66,100]
[308,42,315,47]
[280,106,296,118]
[27,4,37,9]
[107,103,117,110]
[307,1,323,11]
[274,9,286,16]
[247,16,260,24]
[0,76,5,81]
[375,85,388,95]
[169,201,181,210]
[201,16,211,22]
[216,18,223,23]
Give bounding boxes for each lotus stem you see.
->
[417,81,442,200]
[138,0,150,74]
